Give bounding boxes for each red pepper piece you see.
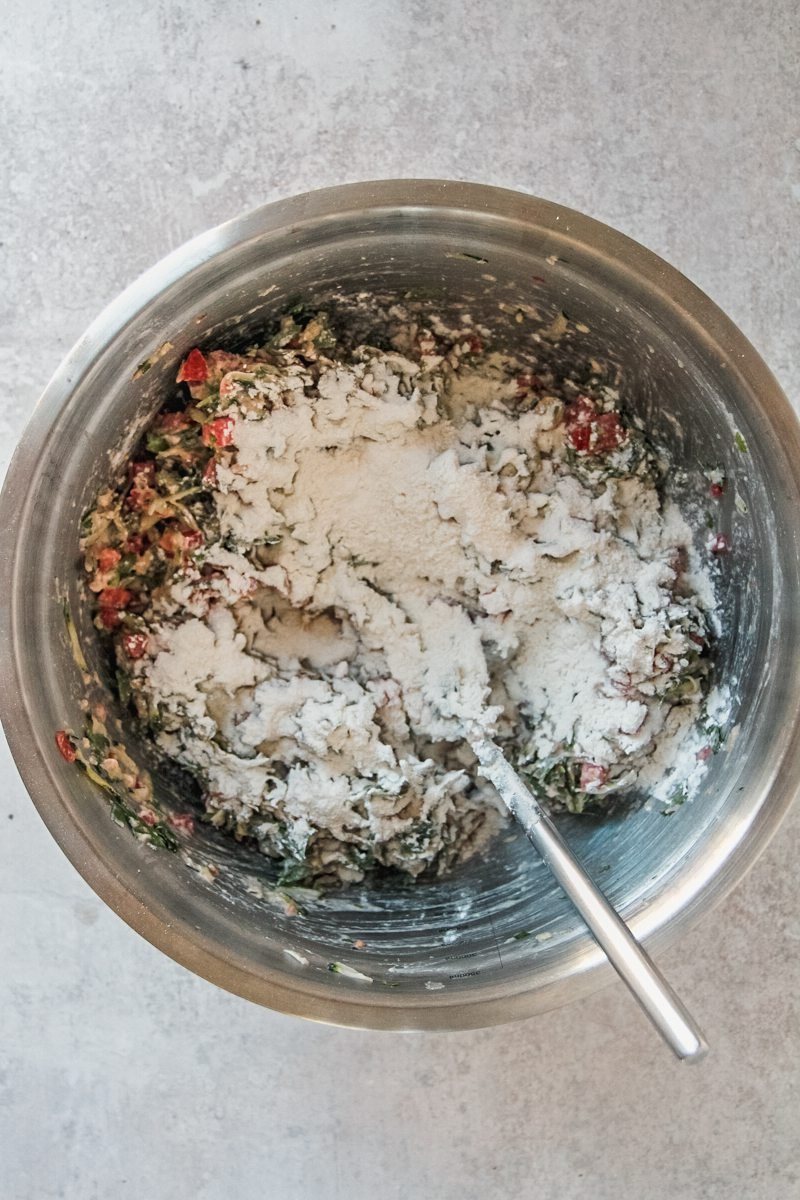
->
[128,460,156,484]
[590,412,627,453]
[176,348,209,383]
[201,416,235,449]
[127,487,153,512]
[127,461,156,511]
[121,632,149,659]
[202,457,217,487]
[55,730,76,763]
[98,587,132,610]
[565,395,627,455]
[97,547,121,573]
[580,762,609,791]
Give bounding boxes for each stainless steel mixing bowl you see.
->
[2,180,799,1030]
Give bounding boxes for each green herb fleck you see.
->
[734,431,748,453]
[116,668,132,706]
[277,860,311,888]
[63,601,88,673]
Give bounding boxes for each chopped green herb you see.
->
[63,602,88,673]
[277,860,311,887]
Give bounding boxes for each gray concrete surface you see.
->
[2,2,799,1198]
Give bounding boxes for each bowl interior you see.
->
[5,185,800,1027]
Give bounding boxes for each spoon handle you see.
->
[471,736,708,1063]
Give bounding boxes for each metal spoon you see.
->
[471,734,708,1062]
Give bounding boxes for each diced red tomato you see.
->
[565,395,627,455]
[176,348,209,384]
[138,807,158,827]
[97,547,121,573]
[128,460,156,484]
[466,334,483,355]
[590,412,627,452]
[689,632,705,648]
[127,461,156,511]
[710,533,731,555]
[567,424,591,452]
[565,394,595,424]
[127,486,153,512]
[55,730,76,763]
[182,528,204,552]
[156,410,192,433]
[98,587,132,610]
[125,533,147,555]
[121,631,149,659]
[709,481,725,499]
[696,745,713,763]
[98,589,131,630]
[168,811,196,833]
[579,762,609,791]
[201,416,235,448]
[202,457,217,487]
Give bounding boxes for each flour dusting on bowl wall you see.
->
[1,181,799,1030]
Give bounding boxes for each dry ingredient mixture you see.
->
[67,309,721,886]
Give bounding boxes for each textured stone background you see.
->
[1,2,798,1198]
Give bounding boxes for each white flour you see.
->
[126,327,718,883]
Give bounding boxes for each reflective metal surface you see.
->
[1,180,799,1029]
[472,736,708,1060]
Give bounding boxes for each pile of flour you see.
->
[132,332,717,883]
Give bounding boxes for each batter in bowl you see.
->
[74,309,719,885]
